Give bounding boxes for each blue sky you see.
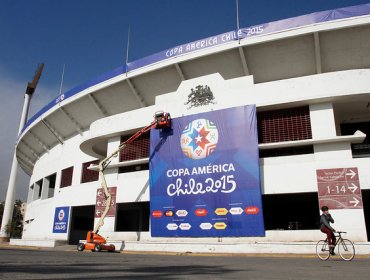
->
[1,0,369,201]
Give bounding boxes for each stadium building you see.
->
[12,4,370,253]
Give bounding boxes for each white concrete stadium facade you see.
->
[13,5,370,252]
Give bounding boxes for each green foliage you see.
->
[1,200,24,239]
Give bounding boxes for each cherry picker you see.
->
[77,111,171,252]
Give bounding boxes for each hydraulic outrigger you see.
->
[77,111,171,252]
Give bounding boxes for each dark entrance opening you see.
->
[361,189,370,241]
[341,121,370,157]
[116,202,149,231]
[262,192,320,230]
[69,205,95,245]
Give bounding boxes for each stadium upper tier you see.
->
[16,4,370,175]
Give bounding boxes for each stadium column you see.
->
[309,103,337,139]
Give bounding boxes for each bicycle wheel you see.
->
[338,239,355,261]
[316,240,330,260]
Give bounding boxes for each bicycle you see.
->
[316,231,355,261]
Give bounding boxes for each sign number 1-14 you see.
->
[326,185,346,194]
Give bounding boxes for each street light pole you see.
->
[0,64,44,241]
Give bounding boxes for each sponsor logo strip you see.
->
[245,206,259,215]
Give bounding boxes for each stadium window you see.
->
[46,173,56,199]
[118,131,150,174]
[262,192,319,230]
[27,185,34,203]
[115,202,150,232]
[33,179,43,201]
[340,122,370,158]
[257,106,312,144]
[259,145,314,158]
[118,163,149,173]
[81,160,99,183]
[60,166,74,188]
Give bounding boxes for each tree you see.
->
[3,200,24,239]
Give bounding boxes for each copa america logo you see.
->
[180,119,218,159]
[58,209,65,221]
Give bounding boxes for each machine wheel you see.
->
[94,244,102,252]
[77,243,85,252]
[108,244,115,252]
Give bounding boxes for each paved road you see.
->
[0,247,369,279]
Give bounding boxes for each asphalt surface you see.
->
[0,245,369,279]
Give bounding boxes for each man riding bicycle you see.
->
[320,206,336,255]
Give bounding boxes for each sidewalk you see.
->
[2,239,370,256]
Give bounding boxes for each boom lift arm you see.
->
[78,111,171,252]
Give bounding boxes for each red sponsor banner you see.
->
[195,208,208,217]
[152,210,163,218]
[245,206,259,215]
[95,187,117,218]
[316,168,363,209]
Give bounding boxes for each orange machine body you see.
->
[78,231,115,252]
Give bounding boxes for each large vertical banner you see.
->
[150,105,265,237]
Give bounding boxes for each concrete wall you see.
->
[22,70,370,243]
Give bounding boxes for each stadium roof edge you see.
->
[19,3,370,137]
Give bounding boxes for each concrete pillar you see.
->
[0,93,31,241]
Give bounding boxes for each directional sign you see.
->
[317,182,361,196]
[316,168,363,209]
[95,210,102,217]
[95,186,117,218]
[317,168,359,182]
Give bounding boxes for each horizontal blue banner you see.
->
[19,4,370,138]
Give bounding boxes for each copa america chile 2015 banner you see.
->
[149,105,265,237]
